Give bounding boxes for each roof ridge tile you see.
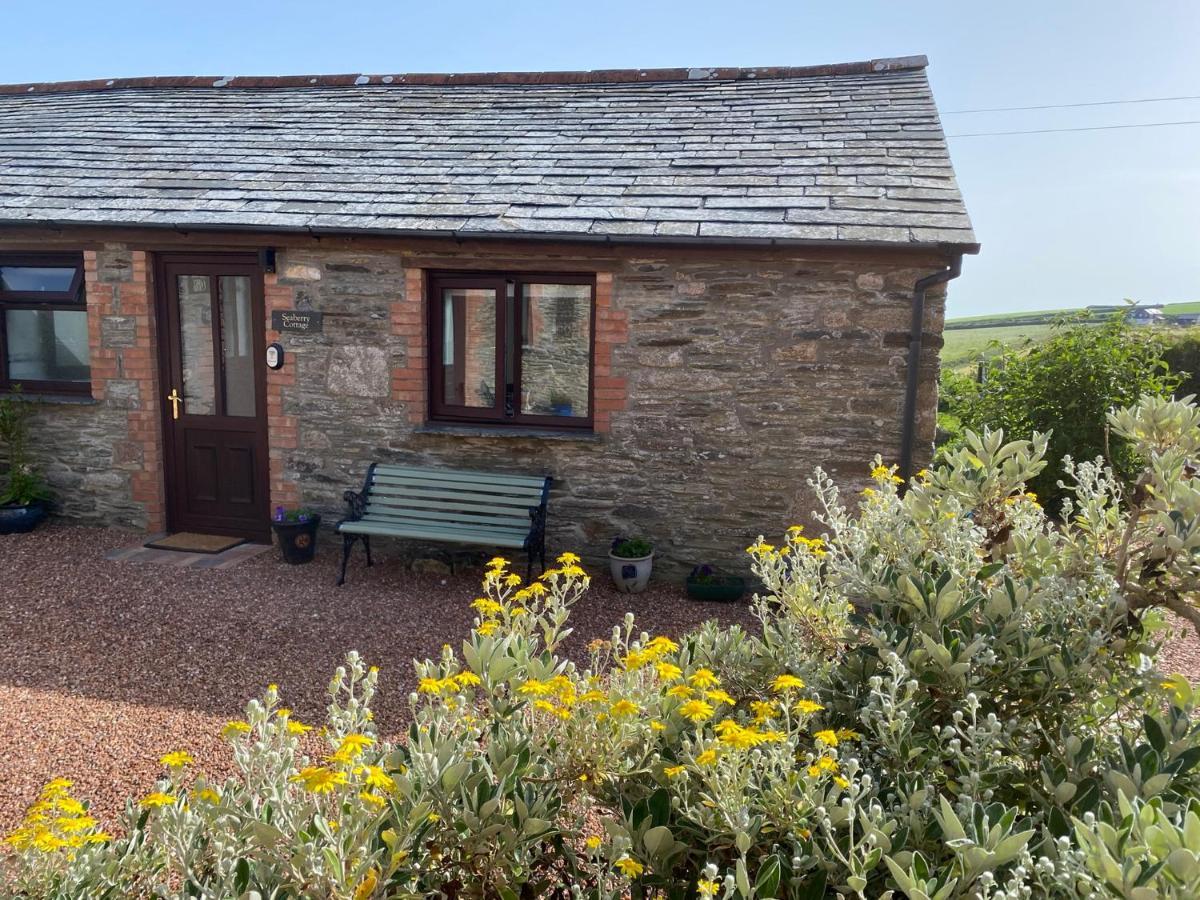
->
[0,56,928,95]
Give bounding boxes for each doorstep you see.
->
[103,534,272,570]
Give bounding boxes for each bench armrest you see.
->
[343,489,367,521]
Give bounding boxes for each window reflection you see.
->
[178,275,216,415]
[4,309,90,382]
[0,266,77,293]
[220,276,256,417]
[441,288,497,408]
[520,283,591,418]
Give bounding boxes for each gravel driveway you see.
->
[4,525,1200,832]
[0,525,757,831]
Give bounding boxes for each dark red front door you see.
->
[157,254,269,540]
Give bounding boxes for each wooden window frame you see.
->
[427,270,596,430]
[0,253,90,395]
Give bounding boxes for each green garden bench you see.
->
[335,463,552,585]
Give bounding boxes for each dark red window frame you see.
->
[427,270,596,430]
[0,252,90,395]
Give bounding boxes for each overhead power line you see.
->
[944,95,1200,114]
[946,119,1200,138]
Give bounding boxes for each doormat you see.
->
[144,533,247,554]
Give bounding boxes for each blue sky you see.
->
[2,0,1197,318]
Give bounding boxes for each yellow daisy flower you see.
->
[771,674,806,692]
[139,792,175,809]
[159,750,193,769]
[615,856,645,878]
[678,699,715,723]
[610,699,639,717]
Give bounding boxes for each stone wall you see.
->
[11,236,948,576]
[16,247,164,530]
[267,243,946,575]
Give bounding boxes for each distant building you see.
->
[1129,306,1166,325]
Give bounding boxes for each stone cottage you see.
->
[0,55,976,574]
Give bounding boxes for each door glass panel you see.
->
[177,275,216,415]
[441,287,496,409]
[520,283,591,418]
[220,275,256,417]
[4,309,90,382]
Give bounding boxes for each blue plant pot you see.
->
[0,500,47,535]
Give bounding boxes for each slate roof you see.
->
[0,56,977,251]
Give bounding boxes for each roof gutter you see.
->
[898,255,963,484]
[0,218,981,256]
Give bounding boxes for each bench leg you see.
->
[527,502,549,582]
[526,536,547,582]
[338,534,356,587]
[363,534,374,568]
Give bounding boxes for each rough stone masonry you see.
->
[20,238,946,578]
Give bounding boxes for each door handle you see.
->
[167,388,183,420]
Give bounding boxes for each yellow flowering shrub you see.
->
[10,397,1200,896]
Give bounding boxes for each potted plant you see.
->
[549,390,574,418]
[685,564,746,603]
[609,535,653,593]
[272,506,321,564]
[0,389,51,535]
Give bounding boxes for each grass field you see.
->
[944,308,1077,327]
[941,301,1200,371]
[941,323,1059,370]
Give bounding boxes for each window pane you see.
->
[178,275,216,415]
[0,266,77,293]
[441,287,496,409]
[219,275,256,417]
[520,283,591,418]
[5,309,90,383]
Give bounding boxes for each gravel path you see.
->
[5,525,1200,833]
[0,525,757,831]
[1158,616,1200,681]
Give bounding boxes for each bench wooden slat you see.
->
[362,503,530,528]
[366,487,542,509]
[339,519,530,547]
[368,475,547,502]
[351,516,530,543]
[364,493,538,517]
[367,487,547,508]
[372,465,548,490]
[371,473,547,493]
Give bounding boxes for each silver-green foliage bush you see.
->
[7,395,1200,898]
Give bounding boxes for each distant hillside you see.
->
[941,303,1200,370]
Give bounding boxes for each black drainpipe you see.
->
[898,255,963,484]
